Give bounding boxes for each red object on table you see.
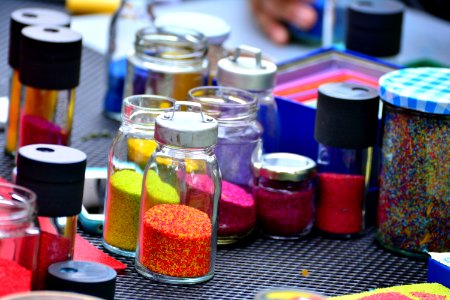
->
[0,259,32,297]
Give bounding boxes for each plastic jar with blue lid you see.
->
[377,67,449,258]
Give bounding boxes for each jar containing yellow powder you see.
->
[102,94,175,257]
[136,101,220,284]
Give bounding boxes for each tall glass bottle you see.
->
[103,95,175,257]
[103,0,155,121]
[136,101,220,284]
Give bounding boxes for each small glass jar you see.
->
[123,26,209,102]
[103,95,175,257]
[188,86,262,189]
[0,183,39,297]
[17,25,82,149]
[252,153,316,239]
[314,82,379,238]
[135,101,220,284]
[377,68,450,258]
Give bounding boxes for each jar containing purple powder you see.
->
[252,153,316,239]
[189,86,262,189]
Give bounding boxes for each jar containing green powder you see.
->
[103,94,175,257]
[136,101,220,284]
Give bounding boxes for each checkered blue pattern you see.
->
[379,68,450,115]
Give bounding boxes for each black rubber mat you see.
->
[0,1,427,299]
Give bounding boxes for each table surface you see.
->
[0,1,437,299]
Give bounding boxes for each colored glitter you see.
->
[139,204,212,278]
[19,114,68,147]
[127,138,158,169]
[144,170,180,207]
[0,258,32,297]
[316,173,365,235]
[377,104,449,254]
[104,169,143,252]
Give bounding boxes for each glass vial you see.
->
[314,82,379,238]
[136,101,220,284]
[103,0,155,121]
[377,68,450,258]
[124,26,209,102]
[103,95,175,257]
[252,153,316,239]
[217,45,280,153]
[5,8,71,156]
[15,144,87,290]
[18,25,82,149]
[0,183,39,297]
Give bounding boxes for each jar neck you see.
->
[158,143,216,156]
[0,199,35,233]
[121,96,174,126]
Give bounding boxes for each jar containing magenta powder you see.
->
[377,68,449,258]
[252,153,316,239]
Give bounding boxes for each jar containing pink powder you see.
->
[252,153,316,239]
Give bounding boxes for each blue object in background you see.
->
[104,58,127,118]
[428,255,450,289]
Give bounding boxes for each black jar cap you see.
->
[9,8,70,69]
[47,261,116,300]
[19,25,82,90]
[314,82,379,149]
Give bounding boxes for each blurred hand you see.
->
[249,0,318,45]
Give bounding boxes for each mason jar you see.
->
[103,95,175,257]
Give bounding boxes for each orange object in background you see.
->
[66,0,120,15]
[4,70,21,155]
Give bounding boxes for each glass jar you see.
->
[135,101,220,284]
[314,82,379,238]
[252,153,316,239]
[188,86,262,189]
[18,25,82,149]
[103,95,175,257]
[0,183,39,297]
[5,8,70,156]
[217,45,280,153]
[377,68,450,258]
[15,144,86,290]
[123,26,209,102]
[103,0,155,121]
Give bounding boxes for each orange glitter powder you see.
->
[140,204,212,278]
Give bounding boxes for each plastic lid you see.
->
[217,45,277,91]
[379,68,450,115]
[252,153,316,182]
[348,0,404,30]
[9,8,71,69]
[47,261,116,300]
[155,101,218,148]
[155,12,231,45]
[20,25,82,90]
[314,82,379,148]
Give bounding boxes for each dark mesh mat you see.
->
[0,1,427,299]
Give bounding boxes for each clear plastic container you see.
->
[135,101,220,284]
[377,68,450,257]
[252,153,316,239]
[103,95,175,257]
[0,183,39,297]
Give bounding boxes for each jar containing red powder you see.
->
[252,153,316,239]
[136,101,220,284]
[0,183,39,297]
[314,82,379,238]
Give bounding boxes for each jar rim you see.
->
[0,183,36,223]
[122,95,176,125]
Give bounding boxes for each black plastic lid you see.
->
[19,25,82,90]
[9,8,70,69]
[47,261,116,300]
[314,82,379,149]
[346,26,402,57]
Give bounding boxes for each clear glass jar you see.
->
[17,26,82,149]
[123,26,209,102]
[15,144,87,290]
[377,68,450,258]
[0,183,39,297]
[314,82,379,238]
[252,153,316,239]
[135,101,220,284]
[5,8,70,156]
[217,45,280,153]
[103,0,155,121]
[103,95,175,257]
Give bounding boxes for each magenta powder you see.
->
[19,114,68,147]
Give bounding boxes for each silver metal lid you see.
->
[155,101,218,148]
[252,152,316,182]
[217,45,277,91]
